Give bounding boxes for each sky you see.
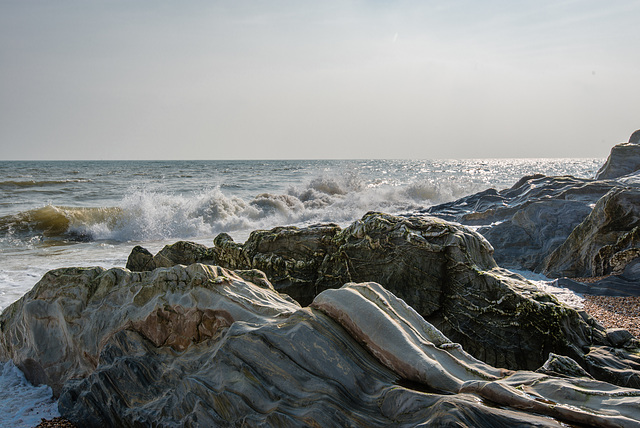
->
[1,0,639,160]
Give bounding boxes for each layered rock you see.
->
[425,175,615,271]
[543,188,640,278]
[0,264,298,396]
[129,212,639,384]
[2,266,639,427]
[595,129,640,180]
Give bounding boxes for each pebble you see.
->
[34,417,77,428]
[582,295,640,339]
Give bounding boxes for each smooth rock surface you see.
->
[596,130,640,180]
[543,188,640,278]
[2,267,640,427]
[426,175,615,271]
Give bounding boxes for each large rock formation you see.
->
[543,188,640,278]
[424,174,618,272]
[128,212,640,386]
[1,265,639,427]
[596,129,640,180]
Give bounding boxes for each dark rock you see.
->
[126,241,216,272]
[426,175,615,271]
[553,277,640,297]
[543,188,640,278]
[607,328,636,348]
[535,353,593,379]
[125,245,153,271]
[212,224,341,306]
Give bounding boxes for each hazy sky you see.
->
[1,1,639,160]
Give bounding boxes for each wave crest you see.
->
[1,171,491,244]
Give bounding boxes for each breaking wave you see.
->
[0,179,91,189]
[0,173,483,244]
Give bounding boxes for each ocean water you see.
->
[0,158,602,423]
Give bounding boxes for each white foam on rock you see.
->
[510,269,584,309]
[0,360,59,428]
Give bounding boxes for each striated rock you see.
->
[543,188,640,278]
[126,241,216,272]
[0,264,298,396]
[426,175,615,271]
[126,213,640,382]
[596,130,640,179]
[212,224,341,306]
[535,353,594,379]
[2,267,640,427]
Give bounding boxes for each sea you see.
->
[0,158,603,425]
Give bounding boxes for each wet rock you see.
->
[596,130,640,179]
[543,188,640,278]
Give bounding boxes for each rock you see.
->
[426,175,615,271]
[212,224,341,306]
[3,268,640,427]
[125,212,639,384]
[124,245,154,271]
[126,241,216,272]
[543,188,640,278]
[596,130,640,180]
[607,328,636,348]
[0,264,298,396]
[535,353,594,378]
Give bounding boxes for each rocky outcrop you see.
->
[128,212,639,383]
[596,130,640,180]
[0,264,298,397]
[126,241,216,271]
[543,188,640,278]
[425,175,615,271]
[1,266,639,427]
[213,224,341,306]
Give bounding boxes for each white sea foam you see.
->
[510,269,584,309]
[0,361,59,427]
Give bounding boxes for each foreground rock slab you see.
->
[2,266,640,427]
[128,212,640,387]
